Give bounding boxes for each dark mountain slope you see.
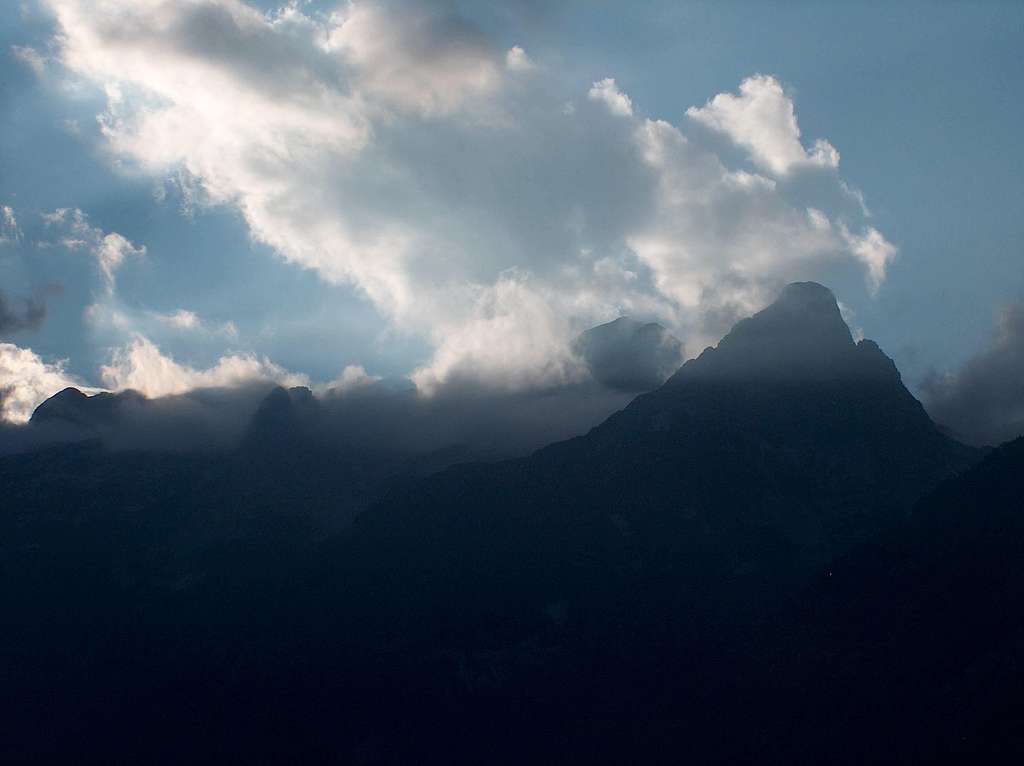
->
[0,283,989,764]
[751,435,1024,763]
[336,283,975,623]
[227,282,980,761]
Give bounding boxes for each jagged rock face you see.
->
[574,317,684,392]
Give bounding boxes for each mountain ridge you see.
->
[2,281,1006,764]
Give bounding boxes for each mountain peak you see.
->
[776,280,842,308]
[244,385,321,449]
[574,317,684,392]
[673,282,891,383]
[30,387,147,430]
[30,387,92,427]
[721,281,851,350]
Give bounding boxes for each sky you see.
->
[1,0,1022,427]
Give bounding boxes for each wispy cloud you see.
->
[43,208,145,291]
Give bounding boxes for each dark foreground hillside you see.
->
[3,283,1020,764]
[756,434,1024,763]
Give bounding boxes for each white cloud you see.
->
[0,343,90,423]
[43,0,895,392]
[321,363,379,394]
[0,331,307,423]
[43,208,145,290]
[324,2,505,116]
[148,308,240,338]
[505,46,533,72]
[10,44,47,76]
[588,77,633,117]
[686,74,839,176]
[0,205,22,245]
[99,334,307,398]
[96,233,146,287]
[152,308,200,330]
[411,271,587,394]
[840,224,898,294]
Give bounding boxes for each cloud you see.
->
[921,303,1024,446]
[0,332,305,445]
[323,363,379,393]
[43,208,145,290]
[148,308,238,337]
[588,77,633,117]
[43,0,894,392]
[411,271,588,394]
[98,334,307,398]
[0,205,22,245]
[0,342,89,423]
[95,233,146,288]
[686,74,839,176]
[324,1,506,116]
[0,311,681,458]
[840,224,898,294]
[152,308,200,330]
[0,289,51,335]
[10,44,47,76]
[505,45,533,72]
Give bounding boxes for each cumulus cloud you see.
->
[324,1,506,116]
[922,303,1024,446]
[0,342,89,423]
[99,334,307,398]
[43,0,894,392]
[588,77,633,117]
[686,74,839,176]
[1,330,305,425]
[43,208,145,290]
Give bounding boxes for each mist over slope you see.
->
[1,316,685,459]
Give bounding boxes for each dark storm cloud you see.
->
[0,289,54,336]
[922,303,1024,446]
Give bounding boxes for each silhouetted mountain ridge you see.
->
[3,281,1012,764]
[345,282,973,608]
[670,281,893,382]
[30,386,147,430]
